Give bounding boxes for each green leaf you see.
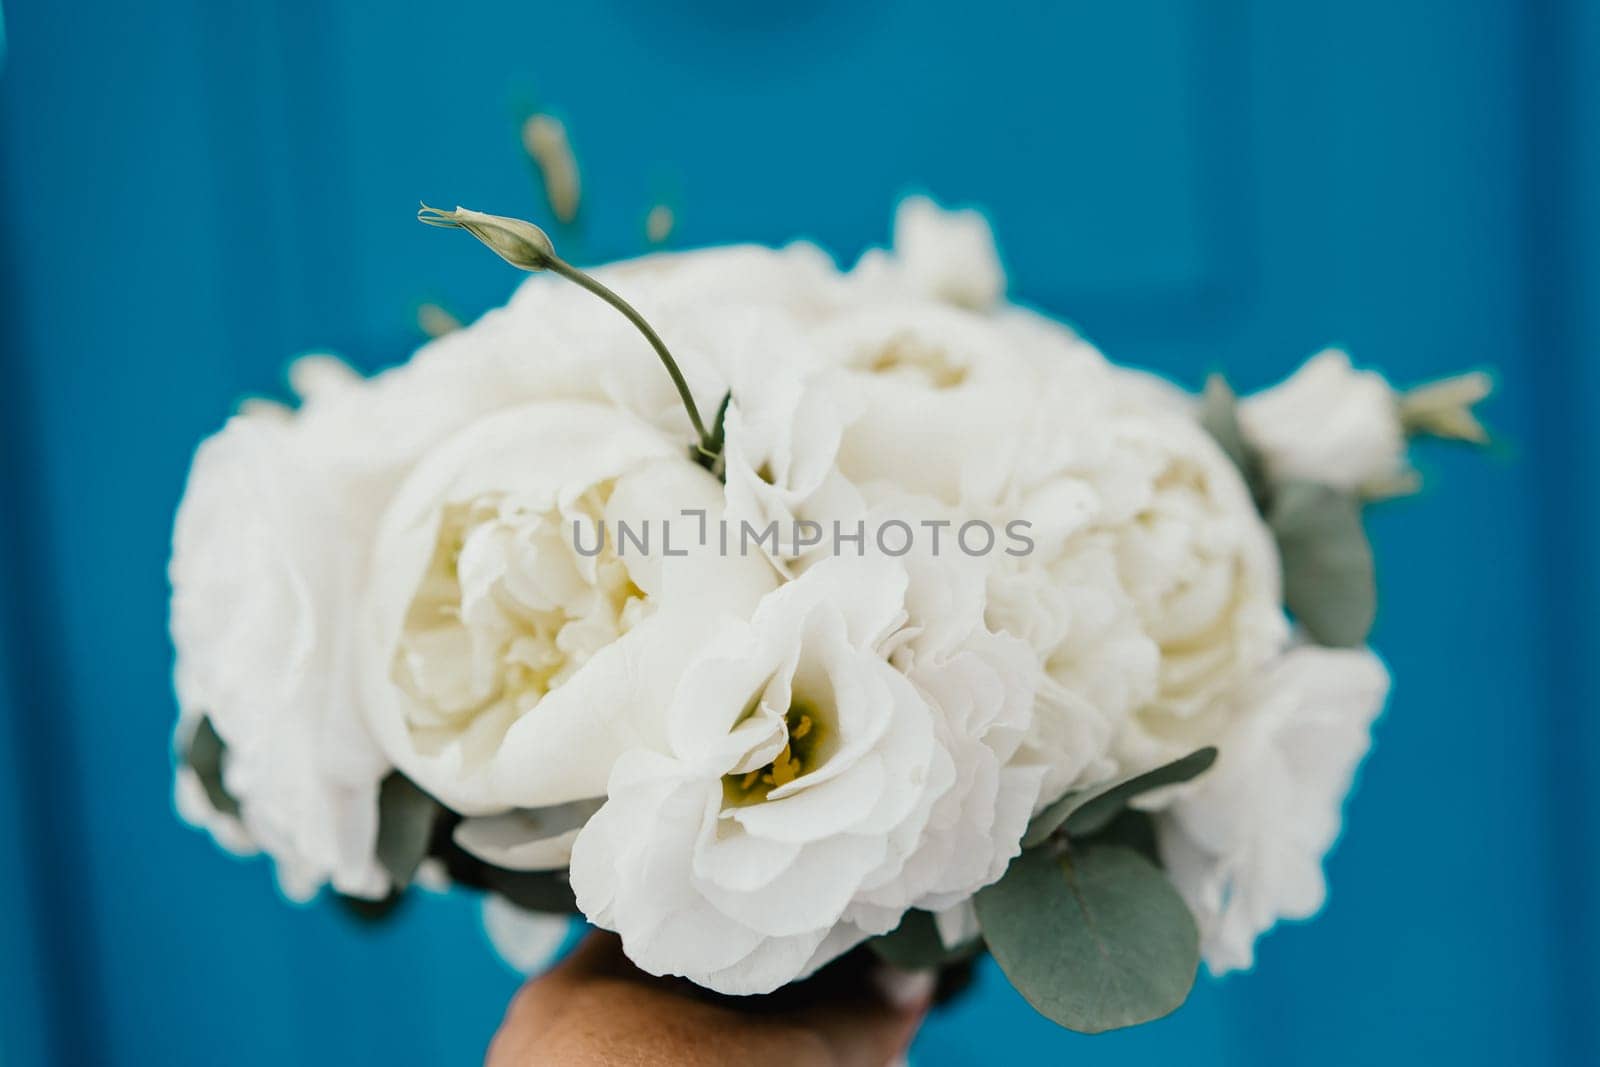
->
[336,890,406,924]
[483,868,579,914]
[184,716,240,818]
[1198,375,1268,506]
[375,773,441,887]
[1066,748,1217,838]
[1089,809,1161,864]
[1269,479,1376,647]
[706,390,733,454]
[1021,790,1081,849]
[1022,748,1217,847]
[976,844,1199,1034]
[868,909,982,969]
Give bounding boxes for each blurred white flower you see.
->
[1239,349,1405,492]
[170,401,390,901]
[1156,645,1390,972]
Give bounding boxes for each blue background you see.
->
[1,2,1595,1064]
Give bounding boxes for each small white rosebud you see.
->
[417,204,557,272]
[288,354,360,402]
[1238,349,1406,492]
[645,203,675,245]
[521,114,581,224]
[416,301,462,338]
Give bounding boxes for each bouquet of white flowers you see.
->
[170,196,1490,1033]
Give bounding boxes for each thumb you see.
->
[797,967,935,1067]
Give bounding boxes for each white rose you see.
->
[1156,646,1390,972]
[569,551,1041,994]
[359,401,776,817]
[1238,349,1405,491]
[170,399,390,900]
[924,347,1284,798]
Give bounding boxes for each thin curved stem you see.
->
[547,257,710,447]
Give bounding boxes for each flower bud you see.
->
[645,203,675,245]
[416,301,461,338]
[1399,370,1493,443]
[417,204,557,272]
[521,114,581,224]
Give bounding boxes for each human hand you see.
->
[486,932,933,1066]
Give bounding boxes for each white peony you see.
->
[1102,405,1289,771]
[569,551,1041,994]
[805,222,1287,803]
[359,401,776,817]
[1238,349,1405,492]
[167,291,652,898]
[1156,645,1390,972]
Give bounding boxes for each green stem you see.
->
[547,257,711,447]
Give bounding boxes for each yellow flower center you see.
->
[722,703,827,807]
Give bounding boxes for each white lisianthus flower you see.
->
[1156,646,1390,972]
[1238,349,1405,492]
[569,551,1041,994]
[712,315,866,563]
[360,401,776,817]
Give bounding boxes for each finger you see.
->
[548,930,630,981]
[493,933,618,1045]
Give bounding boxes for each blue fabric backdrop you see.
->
[1,2,1595,1064]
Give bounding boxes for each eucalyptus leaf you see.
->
[1269,479,1376,647]
[868,909,981,970]
[375,773,441,887]
[976,844,1199,1034]
[184,716,240,818]
[1088,808,1161,864]
[1022,747,1216,847]
[1198,374,1268,507]
[1021,789,1081,849]
[1066,748,1217,837]
[337,890,405,924]
[484,868,579,914]
[454,798,602,871]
